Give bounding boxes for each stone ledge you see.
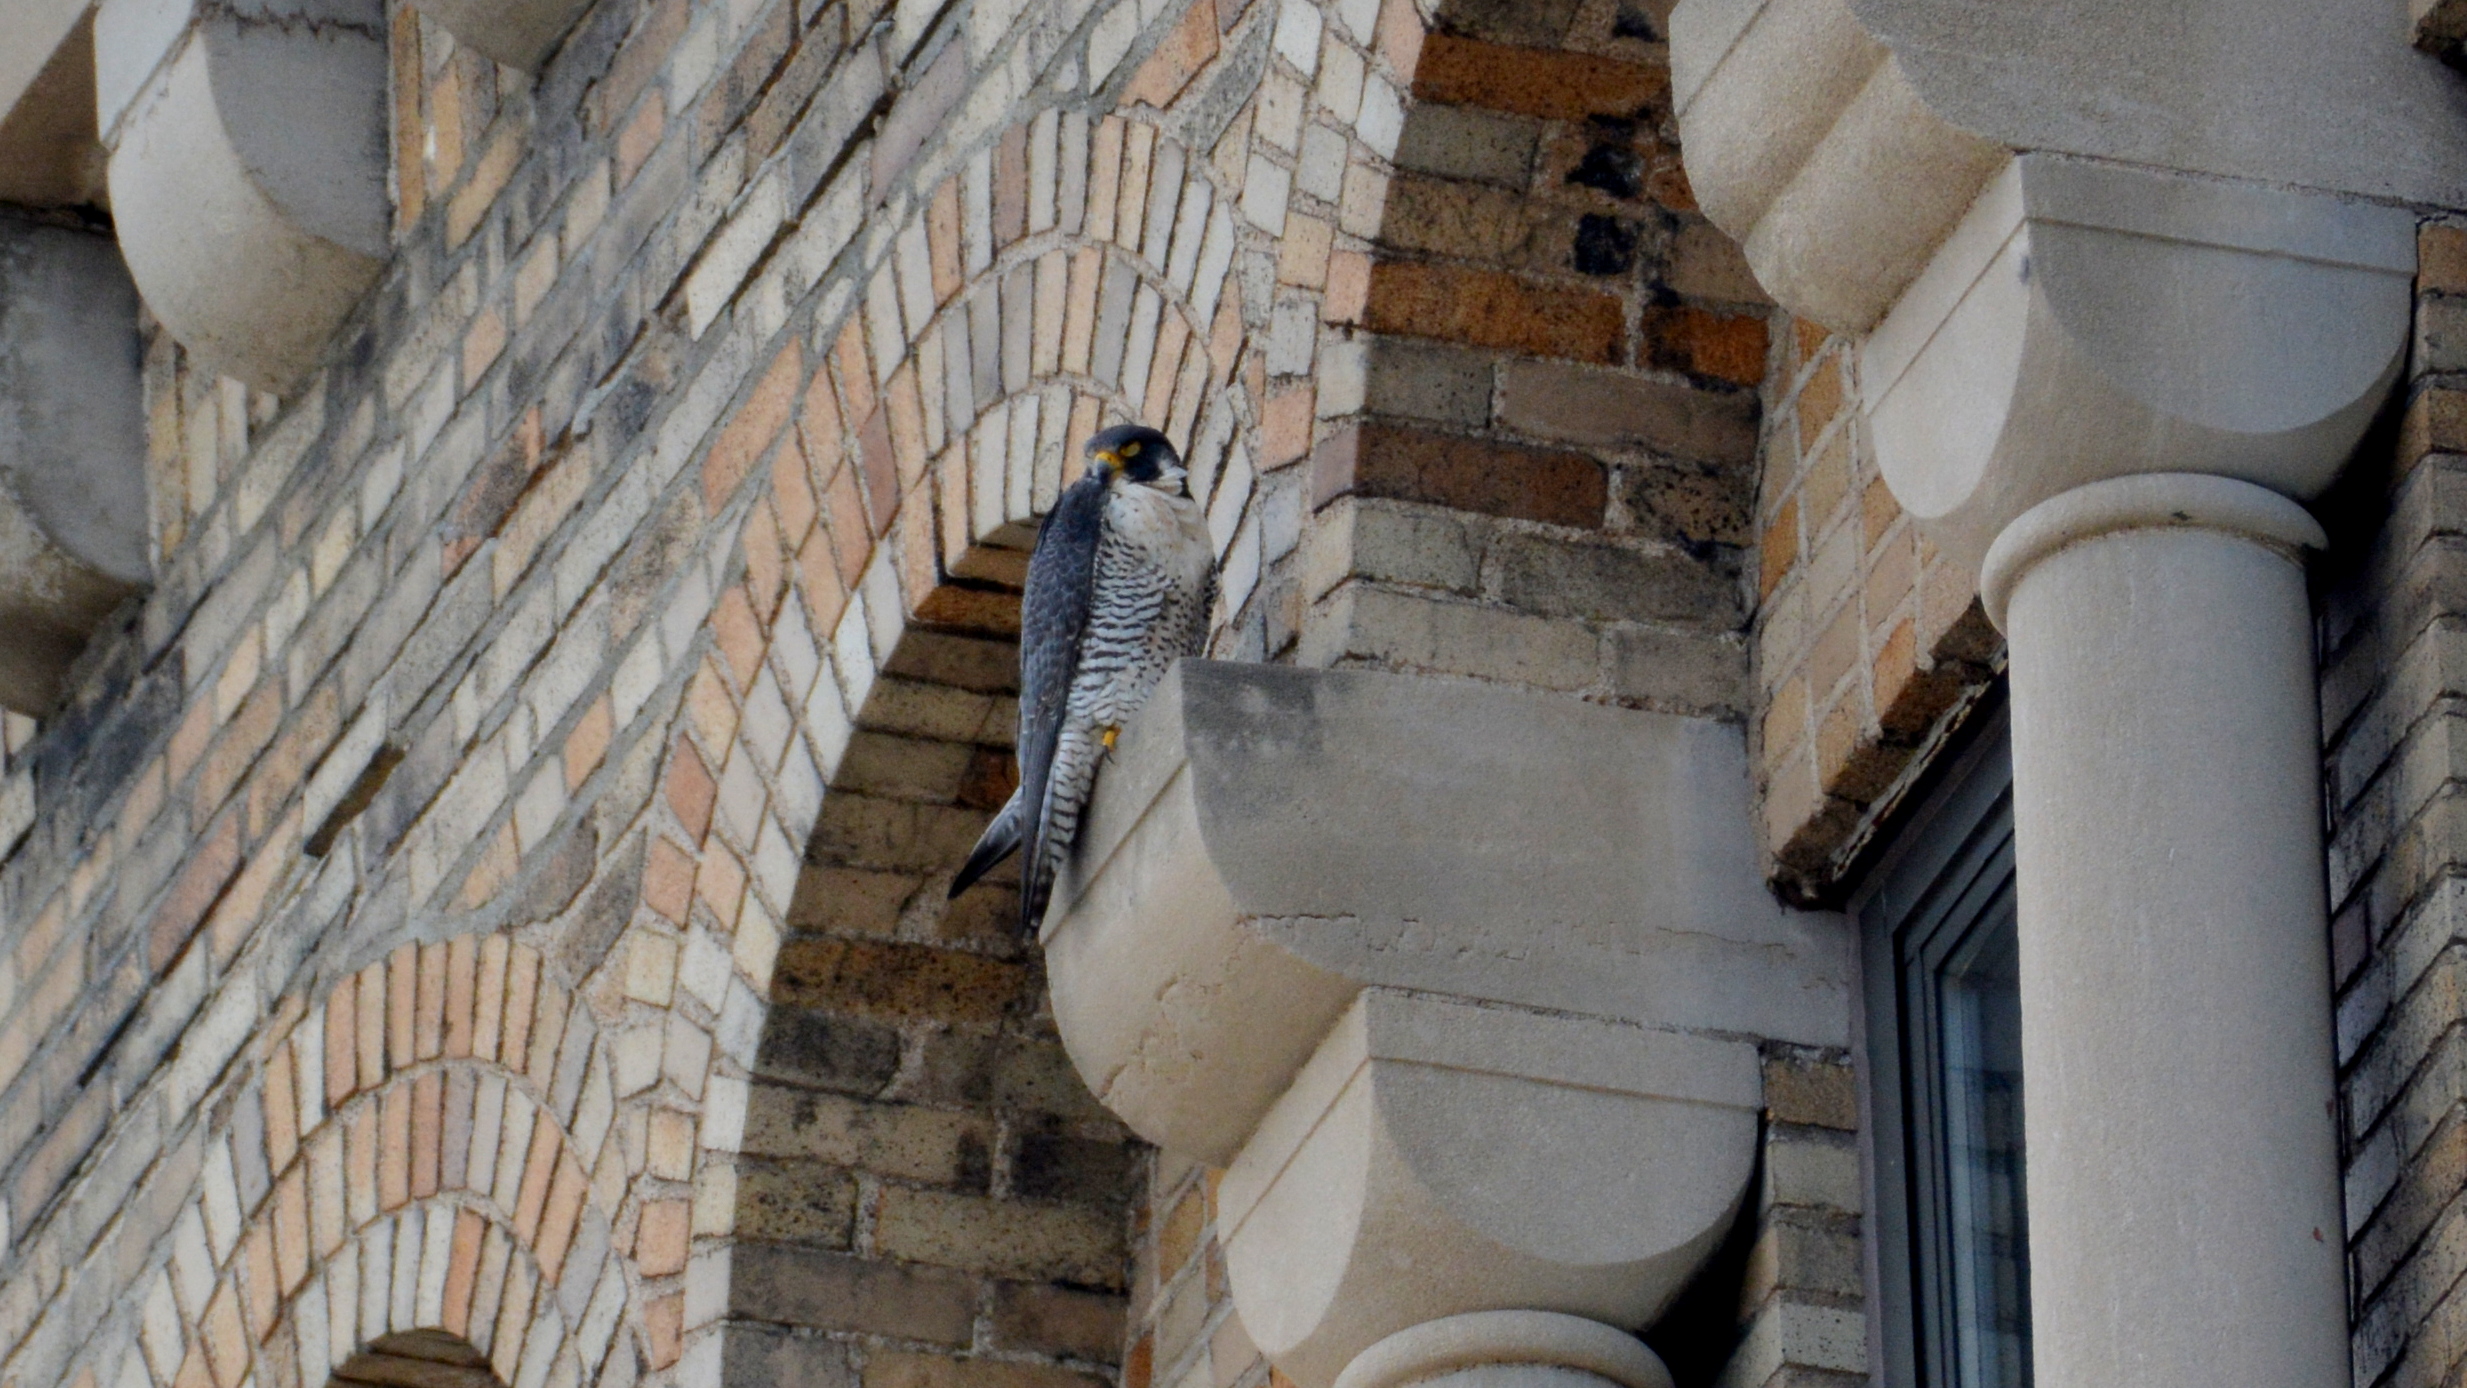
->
[1042,659,1849,1164]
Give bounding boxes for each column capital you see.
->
[1978,474,2327,631]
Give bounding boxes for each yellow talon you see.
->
[1101,725,1120,750]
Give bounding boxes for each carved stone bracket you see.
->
[1044,662,1850,1388]
[95,0,389,390]
[0,218,149,712]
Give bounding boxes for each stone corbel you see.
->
[1043,662,1850,1388]
[0,218,150,712]
[94,0,390,391]
[408,0,595,71]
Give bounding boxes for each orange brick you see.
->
[777,429,821,539]
[201,1282,247,1388]
[636,1198,692,1276]
[667,739,718,843]
[1640,305,1769,387]
[697,840,749,929]
[148,810,241,974]
[706,343,803,510]
[1411,33,1666,119]
[834,319,876,426]
[1261,385,1315,468]
[640,839,692,927]
[1760,495,1800,602]
[238,1222,278,1344]
[273,1164,310,1292]
[887,365,929,489]
[443,1208,485,1336]
[714,585,767,690]
[1376,0,1424,72]
[645,1295,685,1368]
[565,697,615,794]
[745,500,787,624]
[1364,261,1624,363]
[800,528,851,638]
[515,1117,561,1239]
[380,1082,411,1209]
[617,90,666,186]
[1123,0,1218,108]
[537,1158,588,1279]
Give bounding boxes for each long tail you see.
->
[949,788,1024,899]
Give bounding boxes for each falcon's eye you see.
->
[1121,441,1142,457]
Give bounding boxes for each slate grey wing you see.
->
[1010,473,1110,934]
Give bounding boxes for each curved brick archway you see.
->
[76,935,659,1388]
[611,99,1268,1385]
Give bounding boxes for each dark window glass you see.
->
[1855,697,2032,1388]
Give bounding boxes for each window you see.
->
[1855,696,2032,1388]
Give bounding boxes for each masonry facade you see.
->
[0,1,2452,1387]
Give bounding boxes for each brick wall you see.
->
[1748,323,1999,903]
[2322,218,2467,1388]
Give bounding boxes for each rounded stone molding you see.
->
[0,217,149,711]
[1858,154,2413,575]
[408,0,596,70]
[1332,1312,1675,1388]
[1978,473,2327,632]
[1211,990,1757,1388]
[103,7,388,390]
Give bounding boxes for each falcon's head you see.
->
[1084,423,1186,494]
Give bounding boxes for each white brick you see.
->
[1242,155,1292,234]
[1274,0,1323,74]
[685,171,788,339]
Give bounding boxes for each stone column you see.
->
[1672,8,2428,1365]
[1982,474,2348,1388]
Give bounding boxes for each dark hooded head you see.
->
[1083,423,1186,492]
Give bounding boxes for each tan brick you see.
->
[873,1187,1125,1287]
[1764,1052,1858,1130]
[866,1353,1108,1388]
[1366,261,1624,363]
[474,934,509,1063]
[667,738,718,843]
[445,934,478,1059]
[380,1081,412,1209]
[771,940,1032,1023]
[1311,421,1604,528]
[1412,33,1666,119]
[443,1207,486,1336]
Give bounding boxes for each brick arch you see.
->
[105,934,661,1388]
[618,102,1268,1386]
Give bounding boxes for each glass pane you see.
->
[1938,909,2031,1388]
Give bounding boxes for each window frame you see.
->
[1850,692,2029,1388]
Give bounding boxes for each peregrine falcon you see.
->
[948,423,1217,934]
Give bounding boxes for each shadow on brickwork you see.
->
[723,544,1143,1387]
